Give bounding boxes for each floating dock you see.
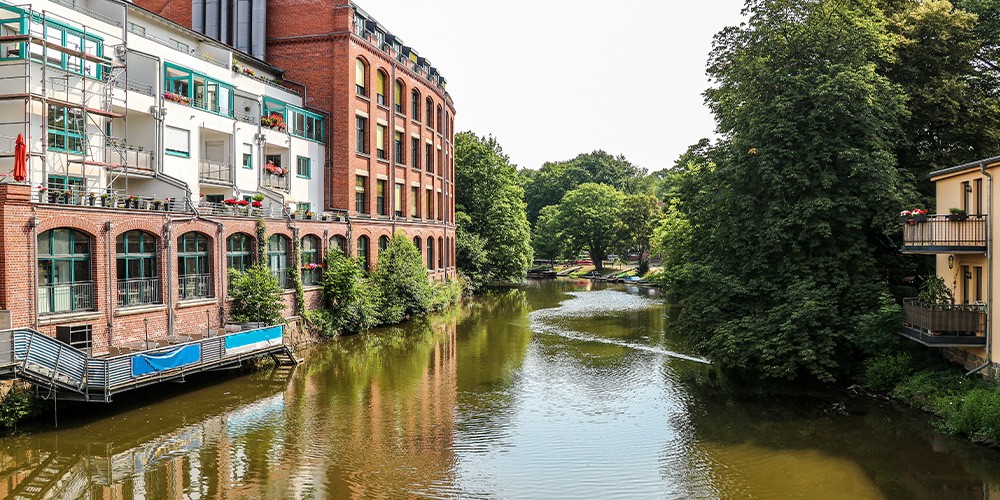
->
[0,325,299,402]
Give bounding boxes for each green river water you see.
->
[0,279,999,499]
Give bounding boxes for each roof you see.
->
[930,155,1000,179]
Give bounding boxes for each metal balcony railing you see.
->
[902,214,987,253]
[38,281,96,315]
[199,159,233,184]
[903,298,986,337]
[179,274,213,300]
[117,277,162,307]
[263,170,290,192]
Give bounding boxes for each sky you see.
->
[365,0,747,173]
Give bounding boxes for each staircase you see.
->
[270,345,301,366]
[8,453,80,499]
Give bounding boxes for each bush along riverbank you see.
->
[306,233,466,339]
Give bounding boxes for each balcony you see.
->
[38,282,96,315]
[263,170,290,192]
[117,278,162,308]
[199,160,233,185]
[900,298,987,347]
[901,214,987,254]
[179,274,213,300]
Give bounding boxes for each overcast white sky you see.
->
[366,0,747,173]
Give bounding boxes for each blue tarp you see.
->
[132,344,202,377]
[225,326,283,355]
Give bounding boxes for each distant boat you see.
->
[526,269,557,279]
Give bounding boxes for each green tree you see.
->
[532,205,564,263]
[370,233,432,324]
[455,131,533,286]
[615,193,660,274]
[555,183,625,272]
[523,151,647,224]
[228,264,285,325]
[321,249,379,334]
[455,211,489,291]
[669,0,908,382]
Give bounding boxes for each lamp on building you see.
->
[967,184,974,193]
[966,270,974,280]
[948,255,955,269]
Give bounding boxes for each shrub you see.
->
[942,388,1000,446]
[321,250,380,334]
[429,277,467,312]
[863,353,912,393]
[370,234,431,324]
[228,264,285,325]
[0,384,39,429]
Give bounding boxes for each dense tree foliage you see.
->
[228,264,285,325]
[615,193,660,274]
[553,183,625,271]
[664,0,910,382]
[522,151,648,224]
[370,234,432,324]
[455,132,533,287]
[531,205,564,262]
[455,211,490,291]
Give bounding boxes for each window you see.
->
[242,144,253,169]
[353,13,366,37]
[356,176,368,214]
[37,229,93,315]
[296,202,311,214]
[265,97,325,142]
[445,236,450,268]
[426,98,434,129]
[376,70,388,106]
[395,183,403,217]
[963,265,971,304]
[357,235,370,272]
[379,235,390,252]
[426,188,434,219]
[46,175,84,201]
[411,137,420,169]
[413,236,422,255]
[425,143,433,172]
[355,58,368,96]
[296,156,311,178]
[302,235,321,286]
[226,233,253,276]
[962,181,971,212]
[268,234,290,289]
[178,232,212,300]
[331,235,347,256]
[377,180,387,216]
[410,186,420,218]
[163,62,233,116]
[116,231,160,307]
[165,126,190,157]
[394,131,404,164]
[438,147,443,175]
[376,124,387,160]
[438,192,444,220]
[427,237,435,270]
[24,16,103,79]
[976,266,984,303]
[47,104,84,154]
[975,178,983,215]
[394,80,404,114]
[438,237,444,269]
[411,89,421,121]
[445,111,450,137]
[356,116,368,154]
[437,105,443,132]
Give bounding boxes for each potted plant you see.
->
[252,193,265,202]
[304,211,314,221]
[900,208,929,225]
[126,194,138,209]
[151,199,162,210]
[946,207,969,221]
[100,193,113,207]
[37,186,48,203]
[87,192,96,206]
[162,198,172,211]
[60,190,73,204]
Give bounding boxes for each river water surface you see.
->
[2,280,1000,498]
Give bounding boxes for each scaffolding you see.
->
[0,3,131,195]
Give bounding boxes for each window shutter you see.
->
[165,126,189,154]
[355,59,365,88]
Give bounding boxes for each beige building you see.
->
[902,156,996,375]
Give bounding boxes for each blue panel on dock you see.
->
[132,344,202,378]
[225,326,283,356]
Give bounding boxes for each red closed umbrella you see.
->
[12,133,26,182]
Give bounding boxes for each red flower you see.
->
[237,200,249,206]
[251,201,263,208]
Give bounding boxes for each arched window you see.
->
[427,237,435,270]
[394,80,405,114]
[379,235,390,252]
[331,235,347,256]
[355,58,368,96]
[227,233,253,274]
[37,228,93,315]
[426,97,434,129]
[268,234,290,289]
[302,235,321,286]
[178,232,212,299]
[411,89,421,121]
[376,70,388,106]
[357,235,370,272]
[117,230,160,306]
[413,236,422,255]
[436,104,443,132]
[444,236,450,268]
[438,236,444,269]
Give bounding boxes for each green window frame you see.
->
[37,228,93,315]
[163,62,234,117]
[178,232,212,300]
[242,147,253,169]
[296,156,310,179]
[47,104,84,154]
[268,234,290,289]
[357,235,370,272]
[116,230,160,307]
[264,97,325,142]
[226,233,253,275]
[7,7,106,79]
[301,235,321,286]
[330,235,347,256]
[296,202,311,213]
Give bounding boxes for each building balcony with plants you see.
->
[900,208,987,254]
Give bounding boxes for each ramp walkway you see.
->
[0,325,299,402]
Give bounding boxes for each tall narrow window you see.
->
[414,236,422,256]
[425,143,433,172]
[331,235,347,256]
[395,183,403,217]
[47,104,84,154]
[438,237,444,269]
[178,232,212,300]
[116,231,160,307]
[357,235,370,272]
[976,266,984,303]
[427,237,435,270]
[37,229,93,315]
[355,58,367,96]
[411,137,420,169]
[426,98,434,129]
[227,233,253,276]
[394,131,404,164]
[376,70,387,105]
[411,89,421,121]
[379,235,390,252]
[426,188,434,219]
[411,186,420,218]
[356,116,368,154]
[377,180,387,216]
[975,178,983,215]
[436,104,443,131]
[376,124,387,160]
[296,156,311,178]
[962,181,971,212]
[356,176,368,214]
[394,80,404,114]
[268,234,290,289]
[302,235,321,286]
[963,265,971,304]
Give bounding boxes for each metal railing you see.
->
[117,277,162,307]
[199,159,233,184]
[126,23,227,69]
[271,269,289,289]
[903,298,986,336]
[179,274,213,300]
[37,281,96,315]
[902,214,987,250]
[51,0,122,26]
[263,170,290,192]
[97,141,155,171]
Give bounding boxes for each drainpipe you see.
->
[163,215,197,337]
[969,163,993,376]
